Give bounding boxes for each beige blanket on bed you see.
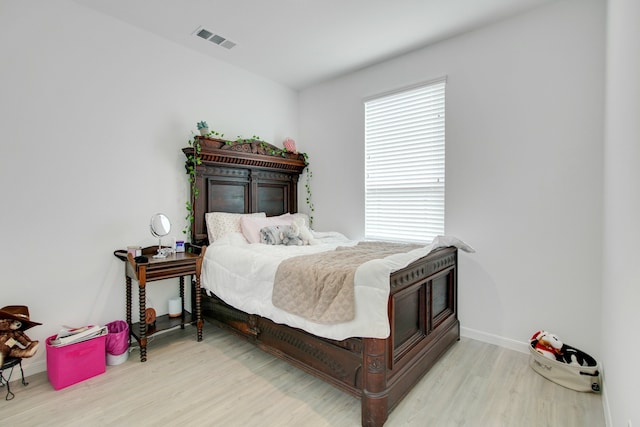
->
[272,241,421,324]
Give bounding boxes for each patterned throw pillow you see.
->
[205,212,266,243]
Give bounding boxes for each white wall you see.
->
[602,1,640,425]
[300,0,605,355]
[5,2,631,423]
[0,0,298,375]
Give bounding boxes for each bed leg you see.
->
[361,338,388,427]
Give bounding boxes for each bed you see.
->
[183,136,464,427]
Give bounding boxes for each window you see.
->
[364,79,446,244]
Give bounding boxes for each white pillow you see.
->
[205,212,266,243]
[240,213,293,244]
[290,212,312,229]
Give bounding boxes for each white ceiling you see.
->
[75,0,555,90]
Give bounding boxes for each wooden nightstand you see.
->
[124,246,206,362]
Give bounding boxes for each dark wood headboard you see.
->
[183,136,307,245]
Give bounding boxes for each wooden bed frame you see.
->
[183,137,460,426]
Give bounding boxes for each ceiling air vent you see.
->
[209,34,225,45]
[193,26,236,50]
[220,40,236,49]
[196,28,213,40]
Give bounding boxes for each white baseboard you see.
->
[10,358,48,378]
[460,326,530,354]
[600,368,612,427]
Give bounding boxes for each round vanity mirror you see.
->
[150,213,171,238]
[150,213,171,258]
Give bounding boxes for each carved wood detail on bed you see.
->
[184,141,460,427]
[188,136,307,172]
[390,251,457,290]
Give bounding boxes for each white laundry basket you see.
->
[529,341,600,392]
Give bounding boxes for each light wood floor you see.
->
[1,322,604,426]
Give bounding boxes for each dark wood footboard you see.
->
[201,246,459,427]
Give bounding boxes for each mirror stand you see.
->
[153,236,165,259]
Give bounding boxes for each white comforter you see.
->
[201,232,473,340]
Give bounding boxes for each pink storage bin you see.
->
[46,334,106,390]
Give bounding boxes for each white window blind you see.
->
[364,79,445,244]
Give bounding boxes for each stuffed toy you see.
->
[530,330,563,360]
[260,225,284,245]
[280,224,303,246]
[0,305,41,367]
[292,216,316,245]
[557,345,589,366]
[530,330,593,366]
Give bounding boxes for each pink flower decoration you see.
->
[283,138,297,154]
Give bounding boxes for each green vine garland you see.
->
[303,157,315,227]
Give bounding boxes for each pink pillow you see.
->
[240,214,294,244]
